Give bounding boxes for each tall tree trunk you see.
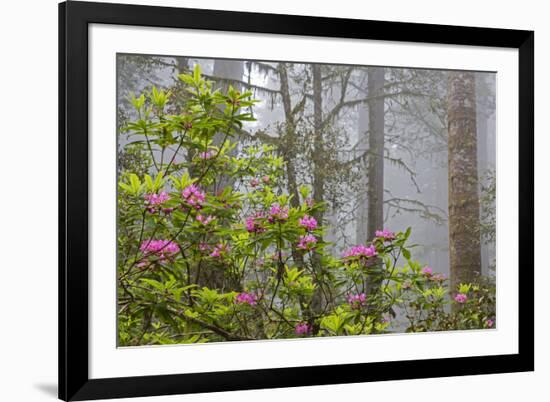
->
[277,63,305,273]
[309,63,328,316]
[312,64,325,229]
[366,67,385,240]
[476,73,489,277]
[356,80,369,244]
[278,63,301,209]
[447,71,482,292]
[361,68,386,309]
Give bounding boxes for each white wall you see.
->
[0,0,546,401]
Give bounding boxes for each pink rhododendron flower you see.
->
[454,293,468,303]
[486,319,494,328]
[198,242,209,252]
[250,178,260,187]
[422,266,433,276]
[297,234,317,250]
[245,217,256,232]
[245,212,266,233]
[375,228,396,241]
[144,191,170,213]
[299,215,318,231]
[342,244,378,259]
[196,214,215,225]
[140,239,180,259]
[431,273,446,282]
[144,191,170,206]
[235,292,257,306]
[210,243,230,258]
[268,203,289,222]
[347,293,367,310]
[182,184,206,209]
[294,322,310,335]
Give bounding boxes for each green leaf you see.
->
[193,64,201,84]
[144,174,154,191]
[128,174,143,194]
[299,185,310,199]
[140,278,165,292]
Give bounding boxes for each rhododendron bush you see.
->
[117,66,495,346]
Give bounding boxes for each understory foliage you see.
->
[117,66,495,346]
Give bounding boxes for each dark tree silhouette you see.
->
[366,67,386,240]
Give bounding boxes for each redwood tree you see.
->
[366,67,386,240]
[447,71,482,291]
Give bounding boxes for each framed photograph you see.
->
[59,1,534,400]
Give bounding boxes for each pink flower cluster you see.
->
[347,293,367,309]
[299,215,317,231]
[235,292,257,306]
[267,203,289,223]
[294,322,311,335]
[144,191,171,214]
[246,212,266,233]
[144,191,170,205]
[375,228,396,241]
[430,273,446,282]
[421,266,433,276]
[210,243,230,258]
[182,184,205,209]
[140,239,180,259]
[196,214,215,225]
[342,244,378,259]
[486,319,494,328]
[298,234,317,250]
[421,267,446,282]
[454,293,468,303]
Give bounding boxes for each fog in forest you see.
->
[117,54,496,283]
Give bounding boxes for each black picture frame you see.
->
[59,1,534,400]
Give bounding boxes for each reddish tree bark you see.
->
[447,71,482,291]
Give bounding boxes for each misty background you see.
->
[117,54,496,282]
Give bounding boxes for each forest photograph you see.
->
[116,54,496,347]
